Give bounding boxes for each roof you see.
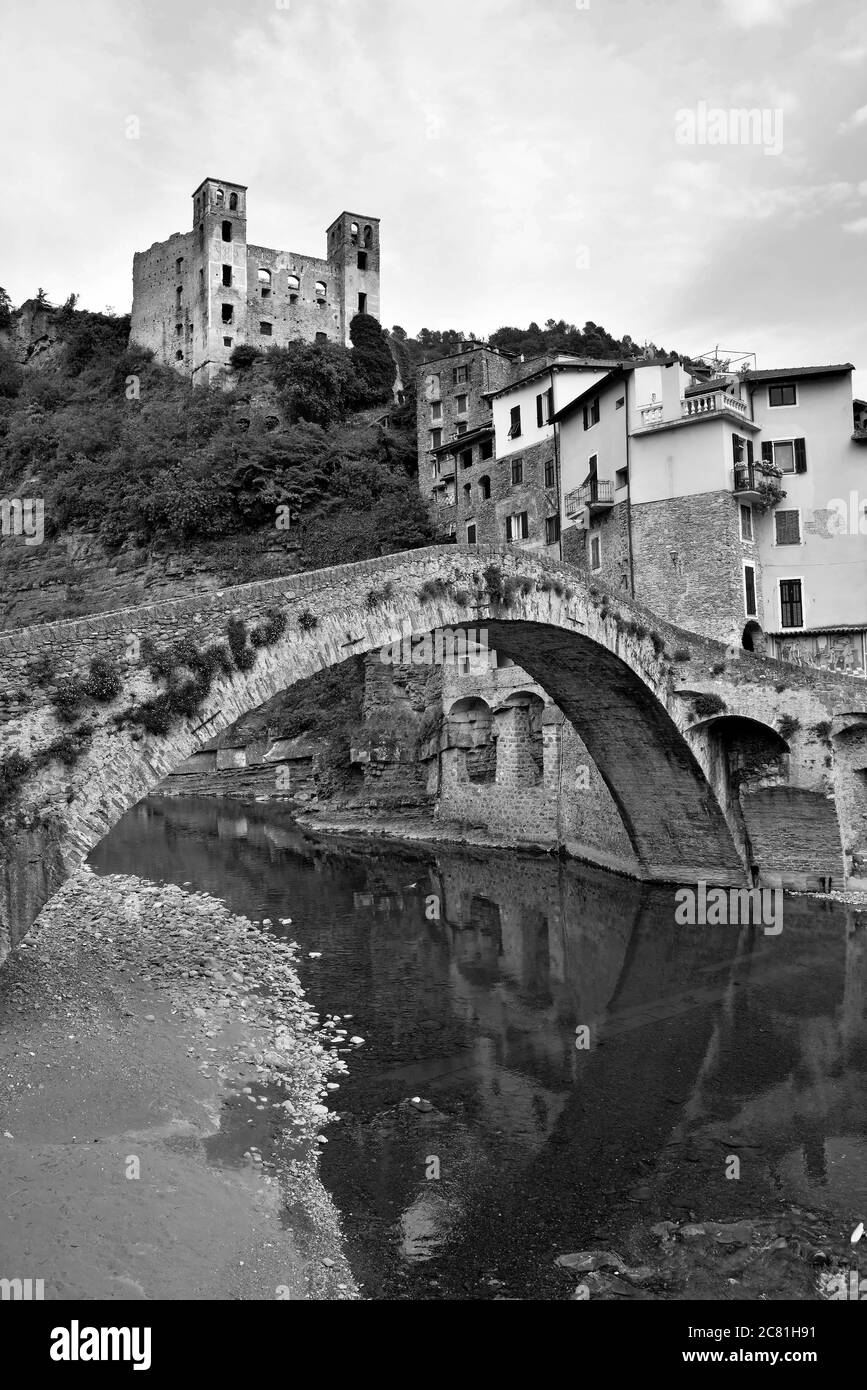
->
[192,177,248,193]
[483,355,622,402]
[418,342,516,368]
[767,624,867,636]
[436,422,494,455]
[550,368,623,423]
[684,376,731,397]
[742,364,854,383]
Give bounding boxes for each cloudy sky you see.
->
[2,0,865,390]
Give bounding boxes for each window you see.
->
[198,221,204,250]
[509,405,522,439]
[258,268,271,292]
[287,273,300,290]
[615,466,628,490]
[315,332,328,344]
[480,439,493,461]
[229,192,238,211]
[763,438,806,474]
[456,394,468,415]
[506,511,529,542]
[430,429,443,450]
[456,422,468,435]
[364,225,373,247]
[591,535,601,571]
[176,285,182,309]
[431,401,442,423]
[463,483,471,503]
[479,475,491,500]
[583,397,601,430]
[222,265,232,287]
[176,256,184,275]
[466,522,477,544]
[315,281,327,300]
[260,322,273,336]
[511,458,523,485]
[769,384,797,407]
[350,222,359,245]
[775,510,801,545]
[215,188,224,205]
[199,268,204,291]
[588,453,598,475]
[779,578,803,629]
[732,433,746,464]
[615,397,625,410]
[544,458,555,488]
[222,221,232,243]
[453,365,469,385]
[357,251,368,271]
[536,389,554,427]
[223,337,233,347]
[221,303,234,324]
[175,323,183,336]
[740,504,753,541]
[744,564,757,617]
[358,292,367,314]
[289,295,299,306]
[175,349,184,361]
[545,514,561,545]
[461,449,473,469]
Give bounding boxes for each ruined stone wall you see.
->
[245,246,342,350]
[130,231,199,373]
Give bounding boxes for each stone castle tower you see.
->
[130,177,381,384]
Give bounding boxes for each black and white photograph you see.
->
[1,0,866,1356]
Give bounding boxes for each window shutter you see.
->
[536,394,544,428]
[775,510,801,545]
[747,438,754,466]
[506,515,513,542]
[732,434,741,464]
[794,438,807,473]
[583,406,589,431]
[761,441,773,466]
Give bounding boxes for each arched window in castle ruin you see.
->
[229,192,238,211]
[364,225,373,247]
[315,281,327,301]
[350,222,359,244]
[258,268,271,299]
[287,273,300,290]
[215,188,224,205]
[479,475,491,500]
[447,697,496,785]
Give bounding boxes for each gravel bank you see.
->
[0,867,358,1300]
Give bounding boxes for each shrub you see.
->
[365,582,394,610]
[250,609,288,646]
[672,646,691,662]
[229,344,261,371]
[84,655,122,703]
[227,616,254,669]
[481,564,504,603]
[298,609,318,633]
[0,751,32,808]
[777,714,801,741]
[417,578,450,603]
[136,696,174,735]
[711,662,726,676]
[812,720,832,742]
[693,693,727,719]
[43,731,87,766]
[453,588,470,606]
[774,681,788,694]
[50,677,87,724]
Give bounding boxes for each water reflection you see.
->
[91,797,867,1300]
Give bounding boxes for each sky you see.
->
[1,0,865,392]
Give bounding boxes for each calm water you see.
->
[90,796,867,1300]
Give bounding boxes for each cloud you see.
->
[720,0,811,28]
[838,103,867,133]
[842,217,867,234]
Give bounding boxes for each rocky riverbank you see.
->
[0,868,358,1300]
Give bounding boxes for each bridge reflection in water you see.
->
[90,796,867,1300]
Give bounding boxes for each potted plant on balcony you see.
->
[755,479,786,510]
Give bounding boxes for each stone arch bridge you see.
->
[1,544,866,965]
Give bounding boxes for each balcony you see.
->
[638,391,750,430]
[733,461,783,503]
[565,478,615,518]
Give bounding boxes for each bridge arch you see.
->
[2,544,864,962]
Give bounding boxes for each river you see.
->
[89,794,867,1301]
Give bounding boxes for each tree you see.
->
[349,313,396,402]
[0,287,12,331]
